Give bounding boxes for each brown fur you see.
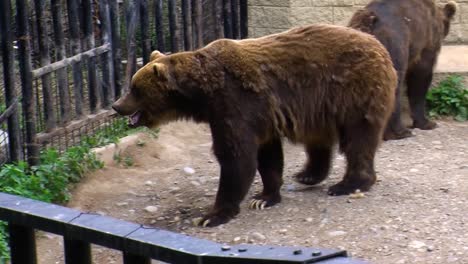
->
[113,24,397,227]
[349,0,457,140]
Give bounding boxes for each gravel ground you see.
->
[37,120,468,264]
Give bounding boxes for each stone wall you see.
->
[248,0,468,43]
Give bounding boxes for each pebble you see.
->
[279,229,288,235]
[233,236,242,242]
[157,216,165,221]
[145,180,154,186]
[191,180,201,186]
[144,206,158,213]
[251,232,266,241]
[306,217,313,222]
[408,240,426,249]
[116,202,128,207]
[183,167,196,174]
[328,230,347,237]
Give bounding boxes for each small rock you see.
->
[409,168,419,173]
[408,240,426,249]
[349,192,365,199]
[183,167,196,174]
[145,180,154,186]
[306,217,313,222]
[233,236,242,242]
[174,216,181,222]
[116,202,128,207]
[170,186,181,192]
[328,230,347,237]
[144,206,158,213]
[431,141,442,145]
[286,184,296,192]
[191,180,201,186]
[251,232,266,241]
[150,220,156,224]
[279,229,288,235]
[157,216,165,221]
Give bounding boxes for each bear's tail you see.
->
[348,9,379,34]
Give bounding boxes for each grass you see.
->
[427,75,468,121]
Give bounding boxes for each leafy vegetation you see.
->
[0,117,156,261]
[427,75,468,121]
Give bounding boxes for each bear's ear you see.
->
[153,62,168,81]
[444,1,457,20]
[150,50,166,61]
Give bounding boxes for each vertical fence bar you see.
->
[213,1,224,39]
[182,0,193,51]
[231,0,240,39]
[0,0,23,162]
[140,0,151,64]
[240,0,248,39]
[99,0,115,108]
[192,0,203,48]
[123,253,152,264]
[168,0,180,53]
[67,0,84,118]
[51,0,72,124]
[155,0,165,52]
[83,0,99,113]
[223,0,233,39]
[64,238,92,264]
[8,223,37,264]
[17,0,39,165]
[110,0,123,97]
[34,0,57,131]
[125,0,139,90]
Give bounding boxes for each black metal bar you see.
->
[17,0,40,165]
[83,0,99,113]
[223,0,233,39]
[34,0,56,131]
[239,0,248,39]
[51,0,72,124]
[64,238,92,264]
[67,0,84,118]
[110,0,123,97]
[192,0,203,48]
[155,0,165,52]
[99,0,115,108]
[182,0,193,51]
[231,0,240,39]
[0,0,22,162]
[168,0,180,53]
[123,252,152,264]
[140,0,151,64]
[8,223,37,264]
[0,192,364,264]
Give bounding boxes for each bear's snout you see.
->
[112,93,139,116]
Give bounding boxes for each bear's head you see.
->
[439,1,457,37]
[112,51,178,128]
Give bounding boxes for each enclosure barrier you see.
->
[0,192,367,264]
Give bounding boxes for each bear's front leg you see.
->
[198,128,258,227]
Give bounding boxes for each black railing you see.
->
[0,192,367,264]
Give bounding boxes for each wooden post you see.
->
[155,0,165,52]
[192,0,203,48]
[110,0,123,97]
[140,0,151,64]
[99,0,115,108]
[240,0,248,39]
[51,0,72,124]
[223,0,233,39]
[182,0,193,51]
[213,1,224,39]
[231,0,240,39]
[17,0,39,165]
[0,0,23,162]
[168,0,180,53]
[83,0,100,113]
[34,0,57,132]
[67,0,84,118]
[125,0,139,91]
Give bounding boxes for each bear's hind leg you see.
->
[294,144,332,186]
[329,122,379,195]
[250,137,284,210]
[407,52,438,130]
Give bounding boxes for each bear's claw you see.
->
[249,199,267,210]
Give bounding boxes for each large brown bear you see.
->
[112,24,397,227]
[349,0,457,140]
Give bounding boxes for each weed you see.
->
[427,75,468,121]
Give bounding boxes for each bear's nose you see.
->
[112,102,121,114]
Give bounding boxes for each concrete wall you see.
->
[248,0,468,43]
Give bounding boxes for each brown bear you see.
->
[112,24,397,227]
[349,0,457,140]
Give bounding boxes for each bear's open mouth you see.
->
[129,111,142,127]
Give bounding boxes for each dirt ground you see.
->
[37,120,468,264]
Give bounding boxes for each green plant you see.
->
[426,75,468,121]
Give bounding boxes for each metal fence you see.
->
[0,192,366,264]
[0,0,248,166]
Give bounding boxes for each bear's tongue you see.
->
[129,111,141,126]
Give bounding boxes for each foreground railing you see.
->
[0,192,367,264]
